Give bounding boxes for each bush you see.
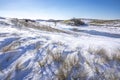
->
[63,18,85,26]
[71,18,85,26]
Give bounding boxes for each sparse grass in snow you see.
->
[0,18,120,80]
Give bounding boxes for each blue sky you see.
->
[0,0,120,19]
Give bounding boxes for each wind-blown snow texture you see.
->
[0,18,120,80]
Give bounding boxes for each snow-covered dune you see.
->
[0,18,120,80]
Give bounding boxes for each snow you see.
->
[0,18,120,80]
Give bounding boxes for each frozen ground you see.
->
[0,18,120,80]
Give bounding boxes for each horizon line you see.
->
[1,16,120,20]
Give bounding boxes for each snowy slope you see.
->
[0,18,120,80]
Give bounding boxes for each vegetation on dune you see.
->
[90,20,119,24]
[63,18,85,26]
[71,18,85,26]
[9,18,71,34]
[89,19,120,27]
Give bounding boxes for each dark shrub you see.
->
[63,18,85,26]
[71,18,85,26]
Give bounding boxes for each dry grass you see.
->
[88,47,110,63]
[5,71,13,80]
[2,41,21,52]
[89,19,120,27]
[37,46,120,79]
[96,48,110,62]
[56,52,80,80]
[113,48,120,61]
[91,19,120,24]
[15,61,26,71]
[37,45,81,79]
[2,45,13,52]
[38,48,62,67]
[38,56,48,67]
